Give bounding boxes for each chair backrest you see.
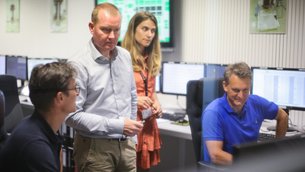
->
[186,78,224,162]
[0,75,24,133]
[0,90,6,141]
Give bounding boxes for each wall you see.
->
[0,0,93,59]
[1,0,304,66]
[180,0,305,69]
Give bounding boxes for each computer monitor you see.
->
[202,64,226,110]
[232,134,305,172]
[0,55,6,75]
[252,68,305,111]
[162,62,204,95]
[6,55,27,81]
[27,58,58,80]
[204,63,226,79]
[155,74,161,92]
[96,0,173,48]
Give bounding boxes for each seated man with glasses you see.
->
[0,62,78,172]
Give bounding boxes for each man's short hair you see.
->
[29,62,76,112]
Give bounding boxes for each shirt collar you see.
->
[31,111,63,145]
[222,93,247,117]
[89,39,118,64]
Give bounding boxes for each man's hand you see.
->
[123,118,143,136]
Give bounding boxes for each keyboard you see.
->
[258,133,275,142]
[161,112,185,121]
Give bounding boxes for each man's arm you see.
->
[205,140,233,165]
[275,108,288,138]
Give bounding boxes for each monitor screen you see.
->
[204,63,226,79]
[252,68,305,110]
[162,62,204,95]
[27,58,58,80]
[96,0,173,47]
[6,55,27,80]
[0,55,6,75]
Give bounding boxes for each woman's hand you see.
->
[152,101,162,118]
[137,96,153,109]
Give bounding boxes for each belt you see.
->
[107,137,127,142]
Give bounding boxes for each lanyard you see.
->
[140,71,148,96]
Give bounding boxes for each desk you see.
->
[157,118,192,140]
[147,119,196,172]
[260,119,302,137]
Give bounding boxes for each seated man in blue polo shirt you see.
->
[202,62,288,165]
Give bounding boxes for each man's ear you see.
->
[55,92,64,104]
[222,80,228,92]
[89,22,94,34]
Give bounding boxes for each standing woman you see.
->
[122,11,162,171]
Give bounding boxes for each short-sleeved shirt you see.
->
[202,94,278,163]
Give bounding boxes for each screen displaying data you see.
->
[27,58,58,80]
[6,55,27,80]
[96,0,172,47]
[252,68,305,110]
[162,62,204,95]
[0,55,5,74]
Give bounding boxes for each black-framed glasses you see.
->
[65,85,80,93]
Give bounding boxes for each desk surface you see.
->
[157,118,192,140]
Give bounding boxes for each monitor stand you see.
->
[267,109,299,132]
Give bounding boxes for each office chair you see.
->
[186,79,203,162]
[0,90,6,143]
[0,75,24,133]
[186,78,224,163]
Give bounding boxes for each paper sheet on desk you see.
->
[156,118,170,124]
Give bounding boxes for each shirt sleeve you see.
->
[202,109,224,141]
[130,59,138,121]
[253,95,279,120]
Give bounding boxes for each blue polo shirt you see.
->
[202,94,278,163]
